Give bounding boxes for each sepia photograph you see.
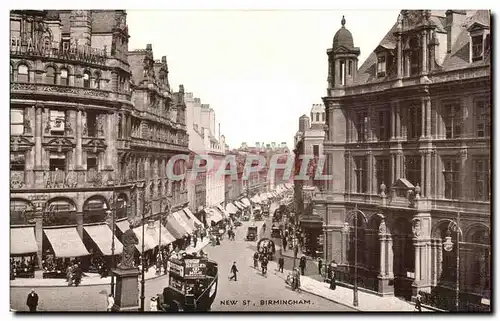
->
[8,4,491,313]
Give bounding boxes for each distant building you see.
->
[317,11,490,311]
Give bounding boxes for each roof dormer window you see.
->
[377,54,387,78]
[467,22,490,63]
[471,35,483,62]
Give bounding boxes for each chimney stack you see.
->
[445,10,467,53]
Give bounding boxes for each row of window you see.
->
[352,156,490,201]
[353,99,490,142]
[11,64,102,89]
[11,108,103,137]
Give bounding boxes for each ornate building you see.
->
[316,11,490,311]
[10,10,189,271]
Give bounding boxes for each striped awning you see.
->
[241,198,251,207]
[173,211,196,234]
[10,227,38,255]
[206,208,223,225]
[216,205,230,219]
[116,219,131,233]
[166,214,190,240]
[44,227,90,258]
[84,224,123,255]
[147,221,176,246]
[133,225,158,252]
[226,203,239,214]
[182,208,204,228]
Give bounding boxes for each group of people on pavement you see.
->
[66,262,83,286]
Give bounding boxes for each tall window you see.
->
[407,105,422,139]
[378,110,390,140]
[10,20,21,49]
[83,72,91,88]
[17,65,29,82]
[60,69,68,86]
[405,156,421,186]
[354,157,368,193]
[322,112,325,122]
[377,54,386,77]
[443,102,463,138]
[475,99,490,137]
[10,109,24,135]
[316,113,320,122]
[471,35,483,62]
[10,152,25,171]
[49,153,66,171]
[409,38,421,76]
[376,157,390,188]
[45,67,56,84]
[94,72,101,89]
[313,145,319,157]
[473,158,490,201]
[357,111,368,142]
[443,158,461,199]
[348,60,353,75]
[10,65,13,82]
[340,60,346,85]
[86,111,98,137]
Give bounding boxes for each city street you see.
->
[10,201,353,312]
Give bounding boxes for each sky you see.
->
[126,10,400,149]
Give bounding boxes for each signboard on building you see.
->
[184,258,207,277]
[167,261,184,277]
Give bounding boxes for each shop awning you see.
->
[234,201,244,210]
[173,211,196,234]
[260,193,268,202]
[182,208,204,229]
[166,214,190,240]
[133,225,158,252]
[146,221,176,246]
[226,203,239,214]
[216,205,230,219]
[44,227,90,258]
[10,227,38,255]
[116,219,131,233]
[206,208,223,225]
[241,198,251,207]
[84,224,123,256]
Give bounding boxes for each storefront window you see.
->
[43,199,76,226]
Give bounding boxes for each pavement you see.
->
[10,238,210,288]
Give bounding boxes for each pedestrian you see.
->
[193,233,198,248]
[318,257,323,275]
[73,263,82,286]
[149,296,158,312]
[299,256,306,276]
[415,293,422,312]
[329,269,336,290]
[107,294,114,311]
[200,229,204,242]
[278,256,284,273]
[253,252,259,269]
[26,288,39,312]
[282,237,288,252]
[229,262,239,281]
[66,264,74,286]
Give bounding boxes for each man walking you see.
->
[26,289,39,312]
[282,237,288,252]
[229,262,239,281]
[318,257,323,275]
[278,256,284,273]
[299,255,306,276]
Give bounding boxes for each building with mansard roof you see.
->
[315,10,490,311]
[10,10,191,275]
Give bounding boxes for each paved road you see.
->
[207,202,354,312]
[10,201,354,312]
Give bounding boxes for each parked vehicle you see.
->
[246,226,258,241]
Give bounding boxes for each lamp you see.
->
[442,212,462,311]
[104,199,115,296]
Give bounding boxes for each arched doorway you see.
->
[344,210,367,287]
[116,193,128,220]
[392,218,415,300]
[465,225,490,300]
[10,199,35,226]
[44,198,77,226]
[83,196,109,224]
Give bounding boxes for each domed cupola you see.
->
[333,16,354,49]
[327,15,361,89]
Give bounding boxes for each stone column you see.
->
[420,153,425,196]
[34,105,43,169]
[395,151,403,181]
[387,237,394,278]
[460,149,467,199]
[121,113,127,139]
[397,34,402,78]
[367,151,374,194]
[425,151,432,198]
[405,52,411,77]
[425,97,431,137]
[420,98,426,139]
[379,235,386,277]
[390,102,396,140]
[396,103,401,139]
[75,108,83,169]
[422,30,428,75]
[76,212,83,239]
[414,243,421,282]
[105,112,114,169]
[34,211,43,269]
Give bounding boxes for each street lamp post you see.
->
[442,211,462,311]
[353,205,359,307]
[106,191,116,296]
[140,190,147,312]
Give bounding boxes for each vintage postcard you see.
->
[9,8,491,313]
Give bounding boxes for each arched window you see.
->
[83,196,108,224]
[45,67,56,84]
[83,72,91,88]
[17,64,29,82]
[10,199,33,226]
[44,198,77,226]
[94,72,101,89]
[60,69,68,86]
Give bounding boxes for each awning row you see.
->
[205,205,230,226]
[10,208,205,257]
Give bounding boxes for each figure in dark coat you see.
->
[278,257,284,273]
[299,256,306,276]
[26,289,39,312]
[229,262,239,281]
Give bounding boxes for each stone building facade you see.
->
[10,10,189,268]
[316,11,490,311]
